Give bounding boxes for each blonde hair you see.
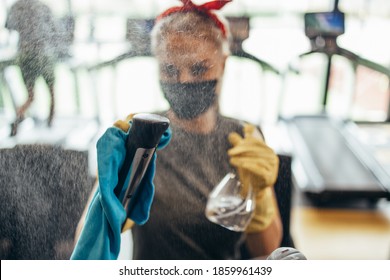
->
[151,11,231,56]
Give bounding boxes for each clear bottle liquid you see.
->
[205,173,255,232]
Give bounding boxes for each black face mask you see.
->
[160,80,217,120]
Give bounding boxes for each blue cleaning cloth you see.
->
[71,125,171,260]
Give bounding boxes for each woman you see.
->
[128,0,282,259]
[73,0,282,260]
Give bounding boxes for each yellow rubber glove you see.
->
[228,123,279,194]
[113,113,136,132]
[245,187,279,233]
[228,124,280,232]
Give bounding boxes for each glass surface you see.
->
[205,173,255,232]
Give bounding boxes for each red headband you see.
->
[156,0,232,38]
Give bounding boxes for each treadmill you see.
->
[286,115,390,204]
[282,1,390,205]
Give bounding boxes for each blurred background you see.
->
[0,0,390,260]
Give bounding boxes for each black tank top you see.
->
[132,113,248,259]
